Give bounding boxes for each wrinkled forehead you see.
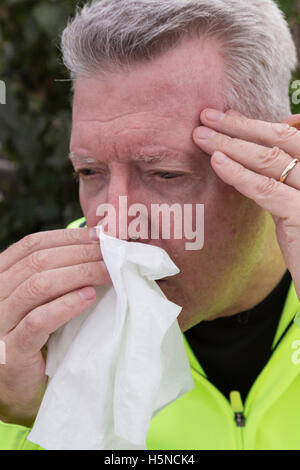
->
[72,36,225,125]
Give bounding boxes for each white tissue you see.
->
[28,227,194,450]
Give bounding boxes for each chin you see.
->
[155,280,193,329]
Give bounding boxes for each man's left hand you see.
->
[193,108,300,299]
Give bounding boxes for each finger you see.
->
[1,261,111,334]
[0,227,99,274]
[193,124,300,191]
[281,114,300,129]
[5,286,97,361]
[0,244,102,300]
[210,151,300,220]
[199,108,300,165]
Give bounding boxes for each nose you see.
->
[108,167,129,239]
[97,164,145,241]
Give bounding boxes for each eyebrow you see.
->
[69,152,99,164]
[68,150,187,165]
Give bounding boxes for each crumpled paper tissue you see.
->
[27,226,195,450]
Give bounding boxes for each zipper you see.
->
[229,390,245,449]
[185,300,298,450]
[186,308,297,450]
[230,391,246,427]
[190,365,247,449]
[192,318,296,450]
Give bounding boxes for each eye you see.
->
[153,172,183,180]
[73,169,98,181]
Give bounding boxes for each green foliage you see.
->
[0,0,82,251]
[0,0,300,251]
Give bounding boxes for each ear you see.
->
[281,114,300,130]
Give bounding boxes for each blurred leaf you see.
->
[33,2,71,38]
[0,0,82,251]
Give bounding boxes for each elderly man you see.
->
[1,0,300,450]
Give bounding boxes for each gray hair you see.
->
[61,0,298,121]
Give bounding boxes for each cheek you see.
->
[160,186,268,326]
[203,184,265,258]
[169,181,266,280]
[79,185,102,227]
[205,188,243,247]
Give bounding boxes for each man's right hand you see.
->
[0,227,111,427]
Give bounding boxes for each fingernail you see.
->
[78,286,96,300]
[89,227,99,241]
[205,109,225,121]
[195,127,217,139]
